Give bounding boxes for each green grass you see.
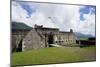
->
[78,37,88,40]
[11,46,96,66]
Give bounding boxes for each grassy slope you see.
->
[11,46,96,66]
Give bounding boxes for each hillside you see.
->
[12,21,33,30]
[75,32,95,39]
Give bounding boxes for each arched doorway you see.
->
[16,39,23,52]
[48,33,54,44]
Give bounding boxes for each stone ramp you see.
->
[49,44,63,47]
[49,44,80,48]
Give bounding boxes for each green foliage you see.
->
[12,22,33,30]
[11,46,96,66]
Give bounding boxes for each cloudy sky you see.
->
[12,1,96,36]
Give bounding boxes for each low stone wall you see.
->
[76,40,96,46]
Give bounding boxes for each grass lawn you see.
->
[11,46,96,66]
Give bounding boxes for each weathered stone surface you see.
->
[22,29,46,51]
[12,24,77,52]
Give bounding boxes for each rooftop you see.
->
[34,24,59,30]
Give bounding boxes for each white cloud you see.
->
[28,11,58,28]
[32,3,82,31]
[12,1,95,36]
[12,1,28,22]
[12,1,58,28]
[79,12,95,36]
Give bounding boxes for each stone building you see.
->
[12,22,77,52]
[22,24,59,51]
[11,22,33,52]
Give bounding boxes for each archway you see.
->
[16,39,23,52]
[48,33,54,44]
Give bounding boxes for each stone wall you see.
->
[11,30,30,52]
[53,32,76,46]
[12,25,77,52]
[22,29,46,51]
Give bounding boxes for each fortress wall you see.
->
[22,29,46,51]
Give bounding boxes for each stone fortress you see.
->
[12,22,77,52]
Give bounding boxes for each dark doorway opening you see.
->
[48,33,54,44]
[16,39,23,52]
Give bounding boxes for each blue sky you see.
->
[79,6,96,21]
[12,1,96,36]
[17,2,96,21]
[19,2,37,18]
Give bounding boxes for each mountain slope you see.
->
[75,32,94,38]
